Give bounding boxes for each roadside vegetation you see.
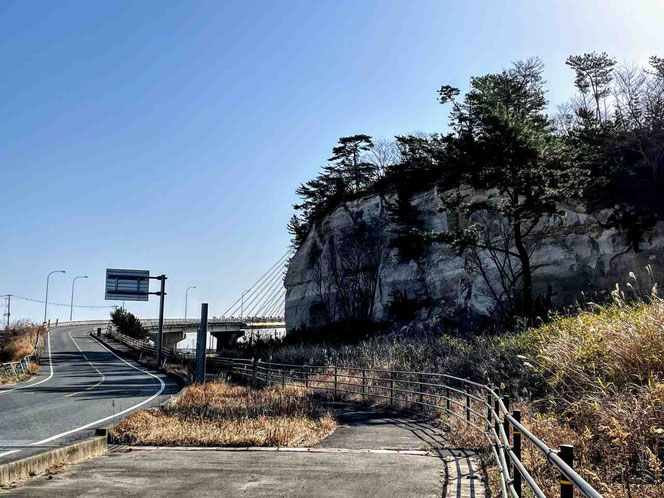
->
[111,380,336,447]
[0,321,43,384]
[110,307,149,340]
[220,277,664,497]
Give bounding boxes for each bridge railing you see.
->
[53,318,285,330]
[210,357,603,498]
[104,330,177,361]
[53,320,110,328]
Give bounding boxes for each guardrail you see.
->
[208,357,603,498]
[54,318,285,330]
[104,330,176,362]
[101,329,215,363]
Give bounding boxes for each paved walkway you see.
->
[1,405,485,497]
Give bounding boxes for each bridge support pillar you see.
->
[149,330,185,351]
[211,331,244,351]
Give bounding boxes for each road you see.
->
[0,325,179,464]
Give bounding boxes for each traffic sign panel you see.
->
[105,269,150,301]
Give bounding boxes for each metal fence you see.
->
[0,339,42,378]
[92,325,603,498]
[207,357,603,498]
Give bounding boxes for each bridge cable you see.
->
[254,285,286,317]
[262,290,286,318]
[236,269,285,317]
[243,273,285,316]
[227,263,285,318]
[221,252,288,317]
[220,252,289,317]
[265,291,286,317]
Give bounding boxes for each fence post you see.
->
[362,369,366,402]
[446,387,451,415]
[252,357,258,386]
[503,395,511,445]
[418,373,424,410]
[390,371,395,406]
[305,366,309,389]
[281,368,285,388]
[486,388,493,430]
[334,367,338,399]
[559,445,574,498]
[466,393,471,425]
[494,396,500,438]
[513,410,522,497]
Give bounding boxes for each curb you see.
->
[0,436,107,487]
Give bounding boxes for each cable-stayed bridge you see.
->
[56,252,290,350]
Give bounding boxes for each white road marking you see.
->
[67,329,106,394]
[0,330,166,459]
[0,330,54,396]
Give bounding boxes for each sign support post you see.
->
[156,275,167,368]
[196,303,208,383]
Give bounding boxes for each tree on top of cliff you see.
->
[434,57,586,320]
[326,135,377,192]
[291,135,378,249]
[565,52,617,123]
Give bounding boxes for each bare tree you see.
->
[613,60,664,186]
[364,137,401,179]
[327,221,383,322]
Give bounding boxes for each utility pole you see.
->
[3,295,10,330]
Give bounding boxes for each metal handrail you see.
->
[212,356,603,498]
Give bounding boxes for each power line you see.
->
[2,294,115,309]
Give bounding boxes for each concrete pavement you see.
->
[1,405,486,497]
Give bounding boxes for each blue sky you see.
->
[1,0,662,322]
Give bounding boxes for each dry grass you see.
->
[0,322,43,384]
[111,380,336,447]
[216,275,664,497]
[443,290,664,497]
[0,322,43,363]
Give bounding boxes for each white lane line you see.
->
[0,330,54,396]
[0,331,166,459]
[66,330,106,395]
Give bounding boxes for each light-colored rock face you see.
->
[284,188,664,331]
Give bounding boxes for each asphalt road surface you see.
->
[0,325,179,464]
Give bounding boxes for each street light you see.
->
[69,275,88,321]
[44,270,66,324]
[240,289,250,319]
[184,286,196,320]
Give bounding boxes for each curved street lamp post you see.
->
[184,286,196,320]
[44,270,66,324]
[69,275,89,321]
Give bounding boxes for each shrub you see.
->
[110,308,149,340]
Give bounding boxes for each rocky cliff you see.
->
[284,186,664,331]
